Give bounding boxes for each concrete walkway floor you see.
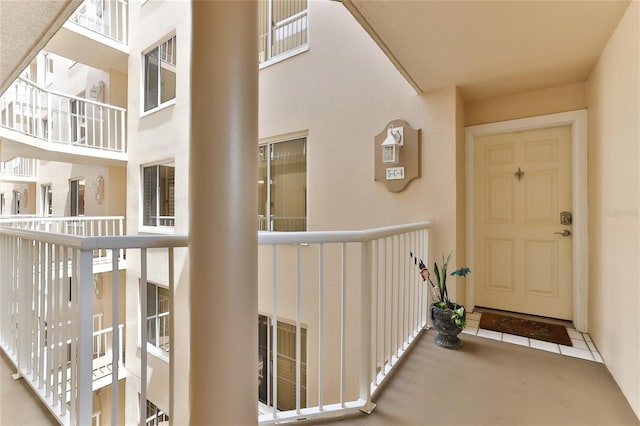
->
[315,329,639,426]
[0,350,57,425]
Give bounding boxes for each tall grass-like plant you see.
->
[412,251,471,329]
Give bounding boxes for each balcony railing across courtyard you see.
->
[0,219,430,425]
[0,157,37,179]
[0,216,125,261]
[68,0,128,45]
[0,77,126,154]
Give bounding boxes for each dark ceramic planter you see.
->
[430,302,466,349]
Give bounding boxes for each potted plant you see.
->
[415,251,471,349]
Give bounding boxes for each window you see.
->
[12,190,21,214]
[42,118,49,139]
[42,184,53,216]
[144,35,176,112]
[258,137,306,231]
[259,0,308,64]
[70,178,85,216]
[142,164,175,228]
[70,94,86,143]
[43,52,54,87]
[0,193,5,215]
[147,282,170,353]
[258,315,307,410]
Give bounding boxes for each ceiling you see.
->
[343,0,631,100]
[0,1,631,102]
[0,0,81,96]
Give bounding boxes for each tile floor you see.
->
[463,311,604,363]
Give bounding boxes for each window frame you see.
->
[141,34,177,116]
[258,0,309,67]
[70,177,85,217]
[258,136,307,232]
[140,161,175,233]
[145,281,170,359]
[258,314,307,410]
[42,183,53,216]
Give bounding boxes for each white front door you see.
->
[474,125,573,320]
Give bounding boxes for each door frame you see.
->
[465,110,588,332]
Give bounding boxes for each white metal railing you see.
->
[93,324,125,371]
[0,221,430,425]
[0,216,125,261]
[0,157,37,179]
[68,0,128,45]
[0,77,126,154]
[0,227,186,426]
[257,222,430,423]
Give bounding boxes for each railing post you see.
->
[359,240,375,414]
[17,238,31,376]
[77,249,94,425]
[122,0,128,45]
[111,251,120,426]
[139,249,148,426]
[168,246,175,424]
[120,109,126,152]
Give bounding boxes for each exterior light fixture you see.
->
[374,119,420,193]
[94,175,105,204]
[381,125,404,164]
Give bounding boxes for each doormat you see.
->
[479,312,572,346]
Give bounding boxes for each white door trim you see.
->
[465,110,589,332]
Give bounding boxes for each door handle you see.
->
[554,230,571,237]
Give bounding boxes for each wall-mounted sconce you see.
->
[374,119,420,193]
[89,81,105,102]
[94,175,104,204]
[381,125,404,164]
[94,274,103,298]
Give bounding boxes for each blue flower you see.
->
[451,267,471,277]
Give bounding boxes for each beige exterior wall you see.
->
[124,0,191,423]
[41,53,111,101]
[0,182,35,215]
[35,161,125,216]
[260,0,461,268]
[464,82,587,126]
[257,0,462,407]
[586,1,640,418]
[454,87,467,304]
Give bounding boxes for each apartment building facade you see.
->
[1,0,638,425]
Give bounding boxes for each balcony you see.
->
[68,0,128,45]
[0,219,430,424]
[45,0,128,74]
[0,77,126,165]
[0,216,126,271]
[0,157,37,182]
[1,219,636,425]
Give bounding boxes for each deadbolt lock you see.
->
[560,211,573,225]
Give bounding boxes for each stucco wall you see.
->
[587,1,640,418]
[257,0,462,407]
[259,0,460,270]
[123,0,461,419]
[465,82,587,126]
[33,162,124,216]
[124,0,192,423]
